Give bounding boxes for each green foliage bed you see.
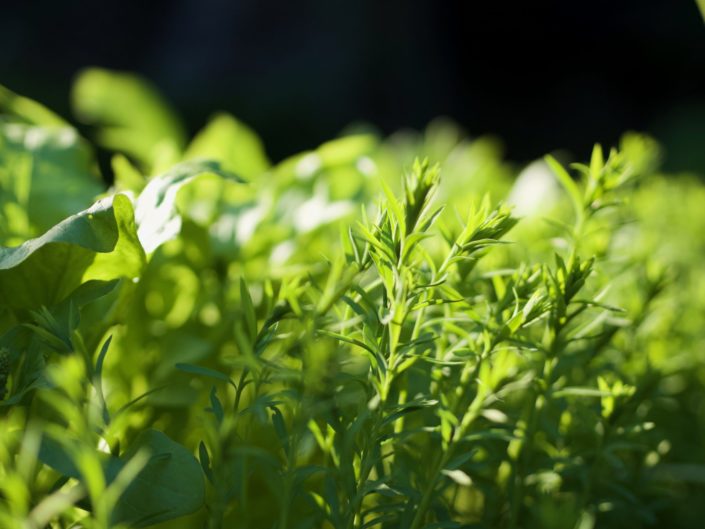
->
[1,69,705,529]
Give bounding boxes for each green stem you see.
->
[507,356,548,529]
[349,310,406,528]
[408,450,448,529]
[346,418,380,529]
[408,354,488,529]
[508,283,569,528]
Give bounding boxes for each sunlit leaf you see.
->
[0,194,144,309]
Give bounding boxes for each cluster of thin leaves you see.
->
[1,70,705,529]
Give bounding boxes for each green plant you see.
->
[1,69,704,529]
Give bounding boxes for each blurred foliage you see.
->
[0,69,704,529]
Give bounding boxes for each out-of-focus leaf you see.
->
[39,430,205,528]
[38,435,87,480]
[650,463,705,485]
[545,154,584,226]
[0,84,68,126]
[0,123,103,239]
[274,134,377,181]
[552,387,608,398]
[72,68,186,169]
[111,154,145,193]
[185,112,269,179]
[0,194,145,309]
[111,429,205,527]
[317,134,377,167]
[175,363,236,388]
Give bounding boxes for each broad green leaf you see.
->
[134,160,244,253]
[0,122,104,239]
[185,112,270,179]
[38,435,87,480]
[72,68,186,169]
[39,429,205,528]
[86,199,145,284]
[0,194,145,309]
[111,430,205,527]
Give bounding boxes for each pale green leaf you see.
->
[72,68,186,169]
[185,112,269,179]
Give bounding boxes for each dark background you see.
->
[2,0,704,171]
